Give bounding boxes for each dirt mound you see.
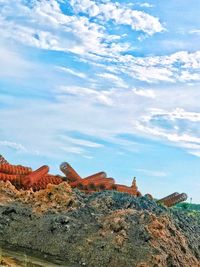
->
[0,181,200,266]
[0,180,77,213]
[147,214,200,266]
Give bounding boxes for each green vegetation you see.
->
[174,202,200,211]
[173,202,200,223]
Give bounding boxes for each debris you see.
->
[0,188,199,267]
[0,155,187,206]
[60,162,142,196]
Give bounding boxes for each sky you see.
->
[0,0,200,202]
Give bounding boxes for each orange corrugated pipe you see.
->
[0,172,21,183]
[158,192,179,203]
[0,164,32,175]
[81,178,115,188]
[73,178,115,192]
[31,174,63,191]
[0,157,145,198]
[161,193,187,207]
[22,165,49,189]
[115,184,138,195]
[83,172,107,181]
[69,177,114,187]
[94,178,116,190]
[60,162,82,182]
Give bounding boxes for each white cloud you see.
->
[81,50,200,83]
[56,66,87,79]
[1,1,200,85]
[97,72,128,88]
[0,0,131,58]
[0,140,26,152]
[135,122,200,157]
[58,86,114,106]
[134,107,200,157]
[136,124,200,144]
[1,82,200,161]
[0,43,33,79]
[132,89,156,98]
[61,145,86,155]
[0,1,98,54]
[1,1,200,163]
[189,29,200,35]
[139,3,154,8]
[59,135,103,148]
[70,0,164,35]
[100,50,200,83]
[179,71,200,82]
[189,151,200,158]
[148,108,200,122]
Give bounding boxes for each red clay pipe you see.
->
[69,177,115,189]
[68,171,108,188]
[31,174,63,191]
[83,172,107,181]
[71,177,114,187]
[115,185,137,195]
[88,178,115,186]
[97,180,116,190]
[161,193,187,207]
[0,164,32,175]
[82,178,115,192]
[22,165,49,189]
[115,178,139,196]
[0,172,21,183]
[60,162,82,182]
[158,192,179,203]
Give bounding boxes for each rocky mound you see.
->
[0,181,200,267]
[0,180,76,213]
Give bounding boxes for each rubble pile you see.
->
[0,155,187,207]
[0,189,199,267]
[0,155,146,197]
[60,162,143,196]
[0,180,76,213]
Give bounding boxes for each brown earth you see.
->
[0,256,20,267]
[0,180,76,213]
[0,181,200,267]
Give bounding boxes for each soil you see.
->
[0,181,200,267]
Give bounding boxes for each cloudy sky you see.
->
[0,0,200,202]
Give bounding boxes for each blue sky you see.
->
[0,0,200,202]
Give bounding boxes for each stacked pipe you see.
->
[60,163,188,205]
[157,192,179,204]
[157,192,188,207]
[0,155,188,206]
[0,157,143,196]
[0,163,32,188]
[0,157,63,190]
[60,162,141,196]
